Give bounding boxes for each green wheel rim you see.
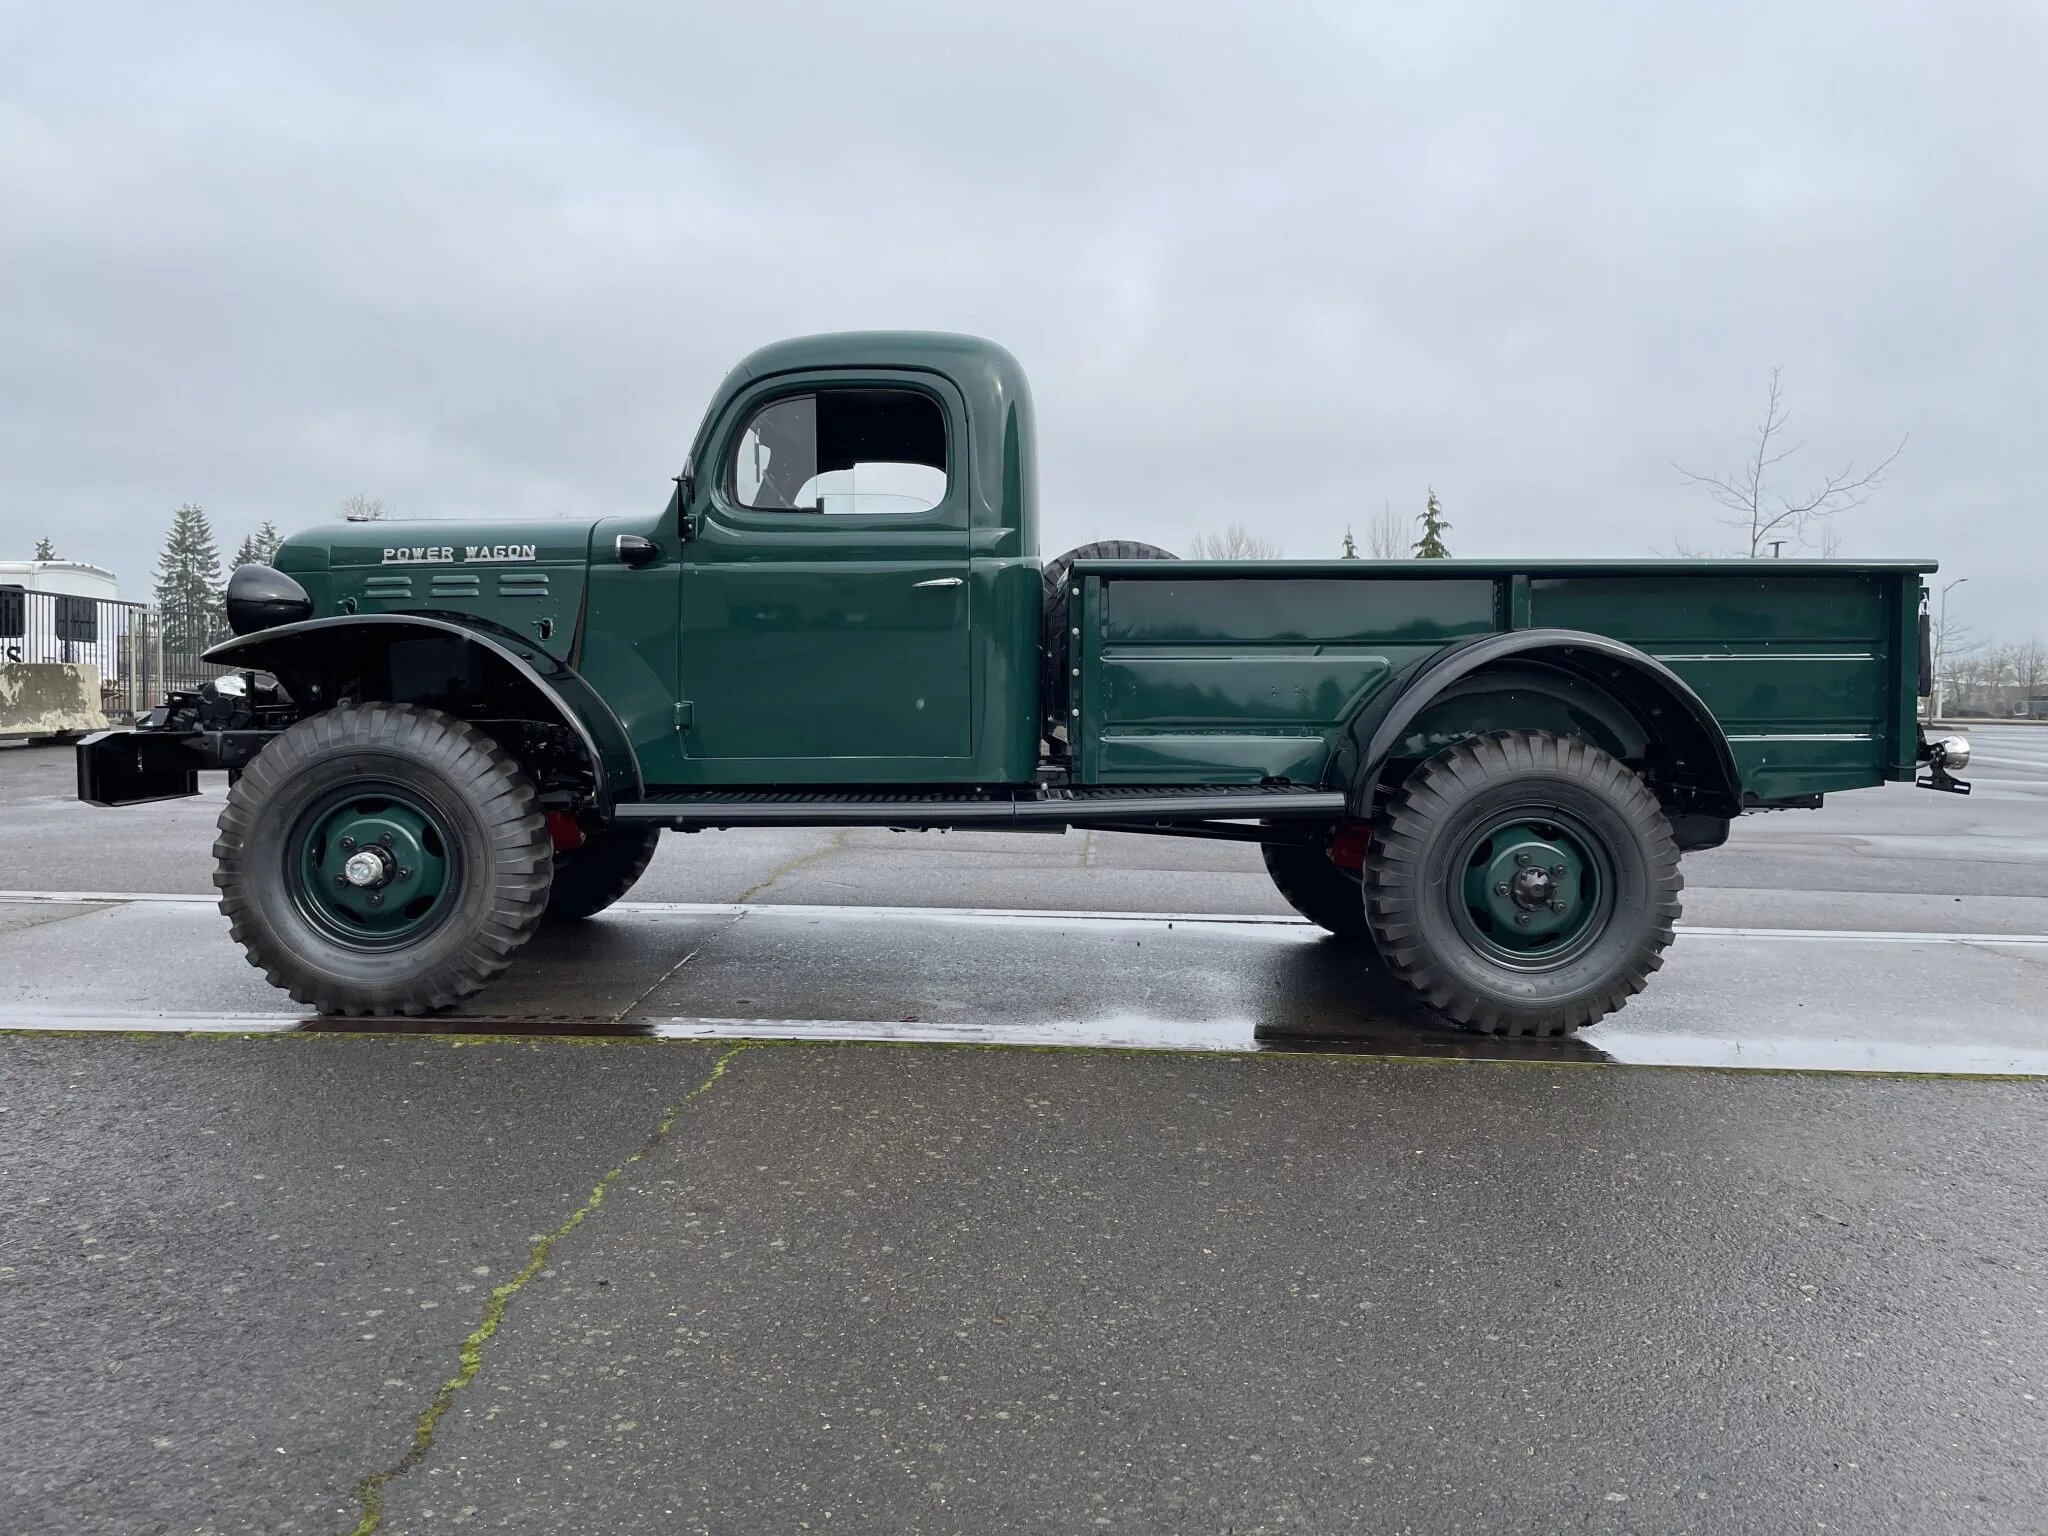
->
[1450,810,1612,971]
[288,782,460,949]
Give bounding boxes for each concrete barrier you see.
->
[0,662,110,740]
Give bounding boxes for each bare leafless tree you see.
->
[1931,609,1981,717]
[2015,636,2047,709]
[1365,501,1406,559]
[1188,523,1284,559]
[1674,368,1905,556]
[340,493,386,521]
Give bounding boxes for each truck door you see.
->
[675,378,973,778]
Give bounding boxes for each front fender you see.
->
[205,613,643,814]
[1336,628,1742,818]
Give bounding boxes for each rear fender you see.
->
[204,614,642,814]
[1333,628,1742,822]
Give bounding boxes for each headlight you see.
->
[225,563,314,635]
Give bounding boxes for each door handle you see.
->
[913,577,964,588]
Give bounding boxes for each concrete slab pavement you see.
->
[4,1035,2043,1535]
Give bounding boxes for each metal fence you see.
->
[0,587,228,724]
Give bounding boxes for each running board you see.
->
[615,785,1346,830]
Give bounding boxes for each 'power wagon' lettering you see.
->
[380,544,536,564]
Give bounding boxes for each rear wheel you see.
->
[1364,730,1680,1036]
[1261,838,1367,939]
[213,704,553,1015]
[545,824,662,922]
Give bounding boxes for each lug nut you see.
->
[397,867,412,881]
[334,875,349,888]
[368,892,383,907]
[1551,900,1566,913]
[1493,882,1509,896]
[1516,913,1532,926]
[339,836,356,852]
[378,832,394,848]
[1514,851,1530,866]
[1550,864,1565,878]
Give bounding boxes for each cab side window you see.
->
[730,389,947,515]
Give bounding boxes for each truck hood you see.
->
[274,518,600,662]
[279,517,603,574]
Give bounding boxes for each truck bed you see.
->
[1068,559,1933,803]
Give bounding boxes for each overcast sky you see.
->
[3,1,2042,638]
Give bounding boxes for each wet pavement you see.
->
[3,892,2048,1077]
[2,728,2046,1532]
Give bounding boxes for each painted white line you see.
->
[1680,925,2048,946]
[1,1008,2041,1076]
[0,1010,305,1033]
[0,890,218,905]
[620,900,1309,926]
[639,1016,1254,1050]
[1581,1030,2048,1077]
[4,890,2048,947]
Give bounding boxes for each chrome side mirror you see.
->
[615,533,659,567]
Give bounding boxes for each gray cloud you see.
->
[3,0,2042,637]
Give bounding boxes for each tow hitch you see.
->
[1917,733,1972,795]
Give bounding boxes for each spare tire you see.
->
[1041,540,1177,737]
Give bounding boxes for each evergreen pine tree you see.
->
[34,537,57,560]
[231,533,262,570]
[1340,527,1359,559]
[154,503,225,656]
[254,520,284,562]
[1414,490,1452,559]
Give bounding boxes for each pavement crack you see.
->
[610,912,747,1023]
[731,828,849,904]
[342,1042,751,1536]
[1961,936,2048,970]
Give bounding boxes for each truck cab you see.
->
[590,332,1044,785]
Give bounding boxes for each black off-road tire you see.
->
[545,824,662,922]
[1041,540,1177,735]
[213,703,553,1015]
[1364,730,1682,1036]
[1262,837,1368,939]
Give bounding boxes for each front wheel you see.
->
[213,704,553,1015]
[1364,730,1681,1036]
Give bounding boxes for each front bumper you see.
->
[76,728,274,807]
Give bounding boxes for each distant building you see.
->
[0,559,121,602]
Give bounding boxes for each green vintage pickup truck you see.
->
[79,332,1966,1035]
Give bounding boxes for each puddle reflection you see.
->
[291,933,1619,1063]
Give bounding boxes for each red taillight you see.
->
[1329,820,1370,870]
[546,811,585,852]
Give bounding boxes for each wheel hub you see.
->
[1455,815,1604,965]
[1508,865,1554,909]
[342,848,393,889]
[291,790,455,946]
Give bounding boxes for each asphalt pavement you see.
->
[2,729,2045,1533]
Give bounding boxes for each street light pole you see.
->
[1936,577,1968,720]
